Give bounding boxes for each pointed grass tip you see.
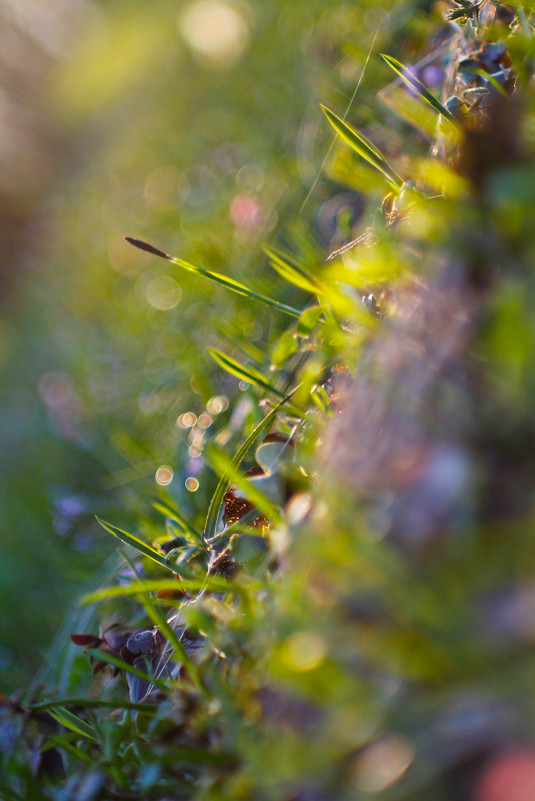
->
[124,236,171,260]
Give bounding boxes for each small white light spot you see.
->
[185,477,200,492]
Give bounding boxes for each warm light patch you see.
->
[352,736,414,793]
[281,631,326,672]
[177,412,197,429]
[474,750,535,801]
[155,465,174,486]
[178,1,250,68]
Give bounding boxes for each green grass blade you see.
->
[264,246,323,295]
[381,54,457,122]
[152,498,203,543]
[47,707,97,741]
[82,577,229,604]
[321,104,404,190]
[96,517,198,579]
[298,305,324,336]
[85,648,170,693]
[204,388,299,542]
[471,67,508,97]
[208,348,286,399]
[31,698,158,712]
[138,595,205,694]
[206,444,282,524]
[125,237,301,319]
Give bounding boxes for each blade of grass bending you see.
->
[138,595,206,695]
[380,54,457,122]
[204,387,300,543]
[152,497,203,542]
[208,348,287,400]
[125,237,301,319]
[47,707,97,741]
[264,246,323,295]
[85,648,170,693]
[206,445,283,524]
[96,517,198,579]
[321,104,404,191]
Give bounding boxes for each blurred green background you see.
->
[0,0,411,692]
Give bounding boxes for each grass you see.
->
[4,2,535,799]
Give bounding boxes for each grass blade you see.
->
[125,237,301,319]
[85,649,170,693]
[206,444,282,524]
[96,517,198,579]
[138,595,205,694]
[31,698,158,712]
[152,497,203,543]
[321,104,404,191]
[204,388,300,542]
[47,707,97,741]
[82,577,230,604]
[381,54,457,122]
[264,246,323,295]
[208,348,286,400]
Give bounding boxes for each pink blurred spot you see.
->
[474,750,535,801]
[230,193,261,230]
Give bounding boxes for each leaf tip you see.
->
[124,236,171,260]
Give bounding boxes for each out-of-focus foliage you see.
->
[0,0,404,693]
[4,1,535,800]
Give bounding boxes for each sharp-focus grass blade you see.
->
[264,246,323,295]
[321,105,404,191]
[208,348,286,400]
[380,54,457,123]
[85,649,170,693]
[96,518,198,579]
[47,707,97,742]
[125,237,301,319]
